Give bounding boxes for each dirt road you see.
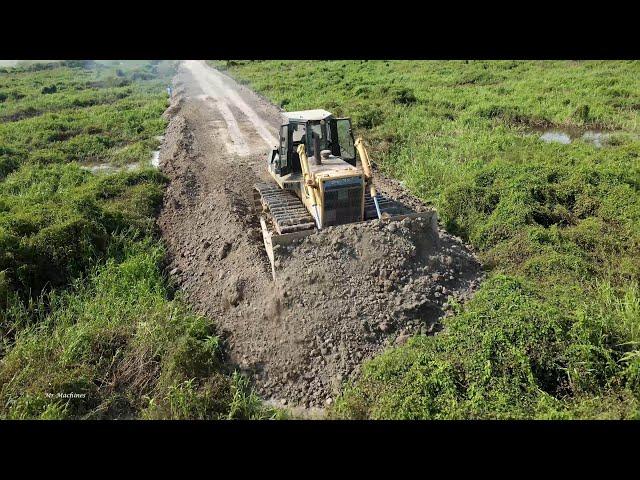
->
[157,61,483,413]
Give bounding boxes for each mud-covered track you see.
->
[253,183,316,234]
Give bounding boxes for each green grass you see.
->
[0,61,276,419]
[216,60,640,419]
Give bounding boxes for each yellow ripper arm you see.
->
[297,144,322,228]
[355,137,383,219]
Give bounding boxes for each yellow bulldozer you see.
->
[254,109,436,278]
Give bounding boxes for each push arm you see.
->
[297,143,322,228]
[354,137,383,219]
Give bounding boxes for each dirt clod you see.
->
[218,242,232,260]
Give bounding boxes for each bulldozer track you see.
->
[254,182,317,234]
[255,182,407,234]
[364,191,396,219]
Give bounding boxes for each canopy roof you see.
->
[282,109,333,121]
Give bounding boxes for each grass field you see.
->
[0,61,278,419]
[215,60,640,419]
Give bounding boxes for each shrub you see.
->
[391,87,417,105]
[0,156,20,180]
[574,104,591,123]
[354,105,385,129]
[41,84,57,95]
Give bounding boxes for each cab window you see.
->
[291,123,306,143]
[308,121,330,157]
[336,118,355,160]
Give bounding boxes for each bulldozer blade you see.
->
[259,209,438,281]
[259,215,315,280]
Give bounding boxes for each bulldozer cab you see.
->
[272,110,356,176]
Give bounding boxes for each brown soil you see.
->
[156,61,484,413]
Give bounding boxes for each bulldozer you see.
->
[254,109,437,278]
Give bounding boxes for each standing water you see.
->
[151,135,163,168]
[532,126,613,148]
[540,131,572,144]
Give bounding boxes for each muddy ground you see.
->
[157,61,483,413]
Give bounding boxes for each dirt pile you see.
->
[156,61,484,411]
[246,216,482,407]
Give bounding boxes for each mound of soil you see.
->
[256,216,482,408]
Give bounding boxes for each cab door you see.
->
[336,118,356,166]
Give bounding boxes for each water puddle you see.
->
[525,126,637,148]
[539,131,572,144]
[82,162,142,174]
[581,131,608,148]
[152,135,164,167]
[82,143,163,174]
[533,126,610,147]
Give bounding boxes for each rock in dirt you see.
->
[218,242,232,260]
[395,333,411,345]
[224,279,243,307]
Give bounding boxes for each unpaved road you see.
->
[157,61,483,414]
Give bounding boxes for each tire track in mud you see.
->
[183,60,278,153]
[157,61,485,415]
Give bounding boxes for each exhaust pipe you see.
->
[313,133,322,165]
